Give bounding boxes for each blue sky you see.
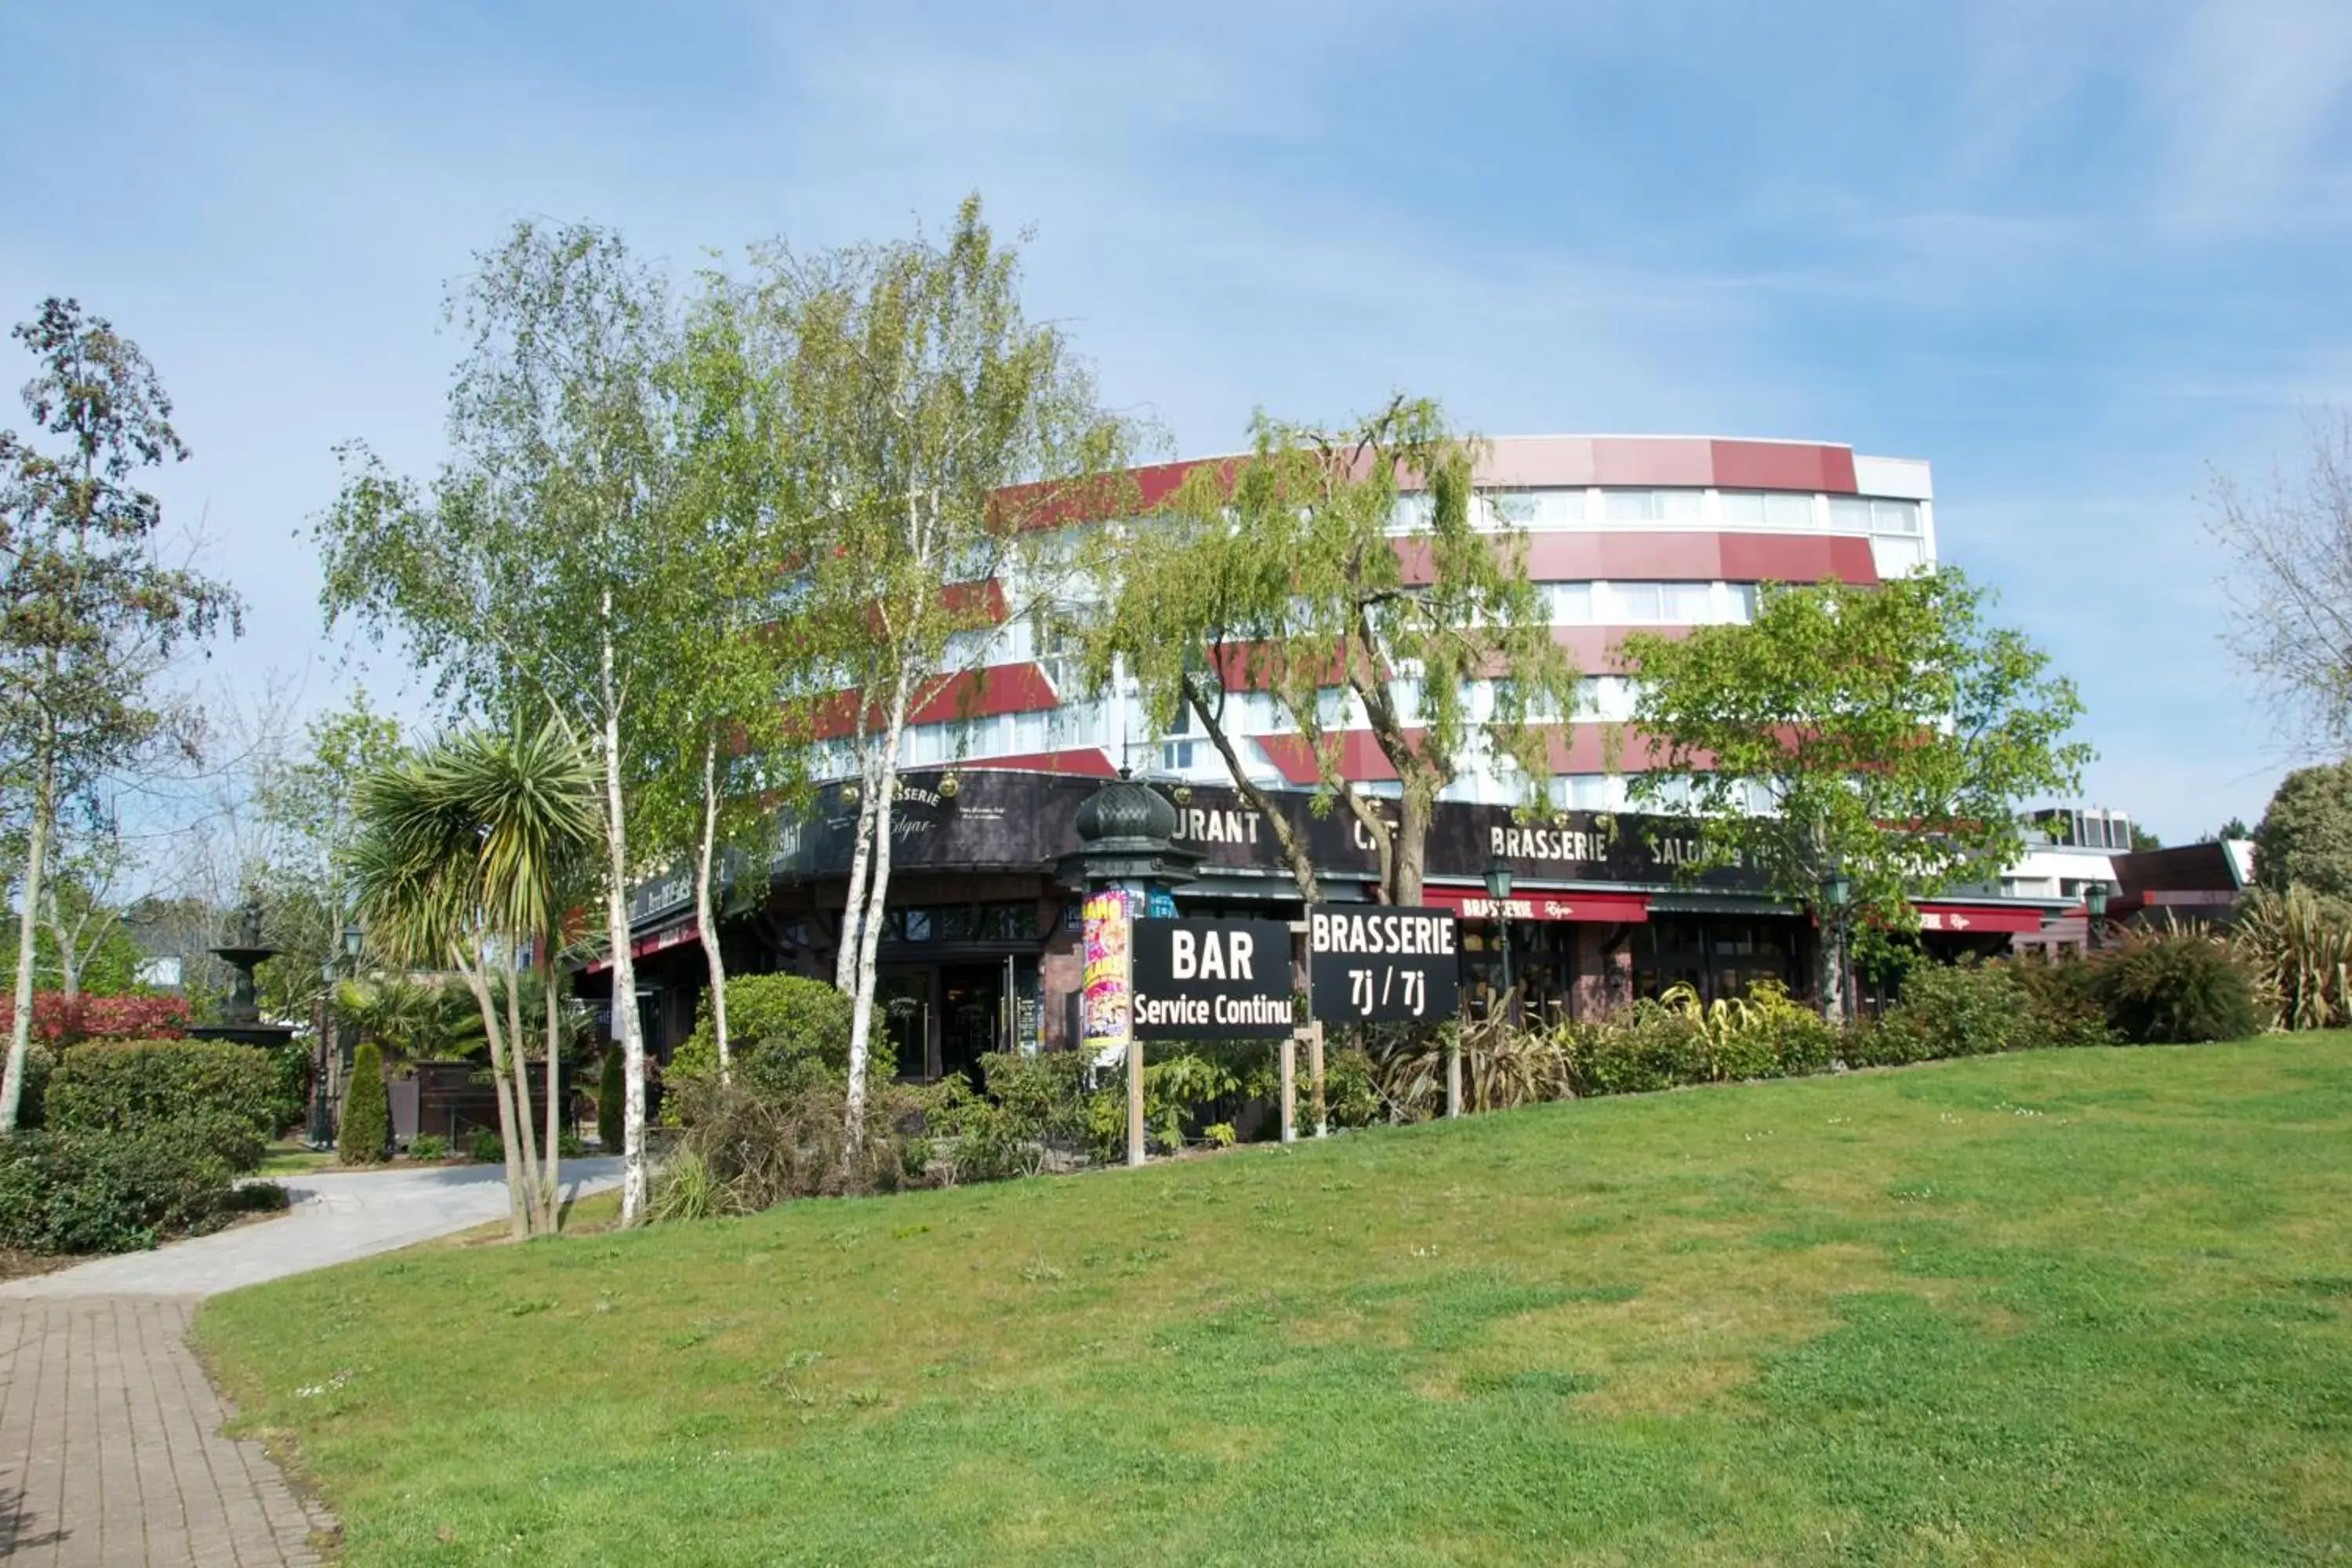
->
[5,0,2350,842]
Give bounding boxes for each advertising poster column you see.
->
[1081,887,1135,1067]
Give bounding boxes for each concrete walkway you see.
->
[0,1159,624,1564]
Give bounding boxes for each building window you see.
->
[1870,499,1922,534]
[1602,488,1705,524]
[1486,488,1586,529]
[1551,582,1595,623]
[1828,496,1871,532]
[1604,581,1715,623]
[1719,491,1817,530]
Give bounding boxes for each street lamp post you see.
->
[2085,882,2109,953]
[1483,853,1515,1022]
[310,923,363,1149]
[1821,867,1851,1022]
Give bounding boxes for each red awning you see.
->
[1912,902,2047,935]
[584,919,701,975]
[1424,887,1650,924]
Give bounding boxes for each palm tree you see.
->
[349,717,601,1236]
[431,721,601,1218]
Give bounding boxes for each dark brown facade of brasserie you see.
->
[599,768,2043,1079]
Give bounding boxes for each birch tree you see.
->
[630,278,813,1084]
[750,196,1138,1137]
[1077,396,1576,906]
[0,299,241,1133]
[318,223,687,1223]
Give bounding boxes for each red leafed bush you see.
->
[0,992,189,1047]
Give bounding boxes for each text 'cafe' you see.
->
[599,767,2067,1082]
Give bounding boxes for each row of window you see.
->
[1400,488,1926,536]
[935,576,1855,689]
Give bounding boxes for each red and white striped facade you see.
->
[804,435,1935,806]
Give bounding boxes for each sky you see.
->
[5,0,2350,844]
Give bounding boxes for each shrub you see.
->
[1563,1000,1709,1096]
[2006,953,2116,1048]
[557,1129,586,1160]
[1875,958,2032,1061]
[655,1075,931,1215]
[2100,930,2262,1044]
[468,1128,504,1164]
[1373,1020,1570,1117]
[407,1134,448,1160]
[2232,884,2352,1029]
[339,1041,390,1165]
[926,1050,1094,1179]
[597,1047,623,1148]
[0,1127,251,1254]
[0,992,190,1050]
[668,974,875,1105]
[1319,1047,1384,1129]
[45,1039,279,1171]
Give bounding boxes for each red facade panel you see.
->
[1717,534,1880,586]
[1475,436,1598,488]
[1587,437,1716,486]
[906,662,1061,727]
[1708,440,1858,494]
[811,663,1062,740]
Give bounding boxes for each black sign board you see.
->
[1131,919,1295,1040]
[1307,906,1461,1025]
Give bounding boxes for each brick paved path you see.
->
[0,1160,623,1565]
[0,1297,327,1565]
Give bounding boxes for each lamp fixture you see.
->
[1483,853,1514,902]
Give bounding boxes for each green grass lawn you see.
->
[197,1036,2352,1566]
[256,1141,338,1178]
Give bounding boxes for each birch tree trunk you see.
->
[833,733,882,994]
[42,890,78,1001]
[599,674,649,1226]
[1818,914,1846,1025]
[456,948,532,1238]
[0,753,53,1135]
[842,675,912,1142]
[694,734,731,1083]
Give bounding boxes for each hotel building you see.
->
[609,435,2065,1076]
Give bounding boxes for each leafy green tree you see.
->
[0,299,242,1134]
[2216,815,2252,843]
[2253,762,2352,900]
[250,693,405,1019]
[753,196,1138,1138]
[339,1038,390,1165]
[1621,568,2089,1022]
[1079,396,1576,904]
[319,223,688,1224]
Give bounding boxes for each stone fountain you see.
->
[187,896,296,1048]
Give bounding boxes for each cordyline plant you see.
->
[1619,567,2089,1022]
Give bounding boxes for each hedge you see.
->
[45,1038,281,1172]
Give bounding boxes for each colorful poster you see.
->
[1082,887,1134,1062]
